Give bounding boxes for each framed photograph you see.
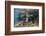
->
[5,1,45,35]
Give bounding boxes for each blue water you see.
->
[14,8,19,26]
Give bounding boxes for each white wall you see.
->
[0,0,46,36]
